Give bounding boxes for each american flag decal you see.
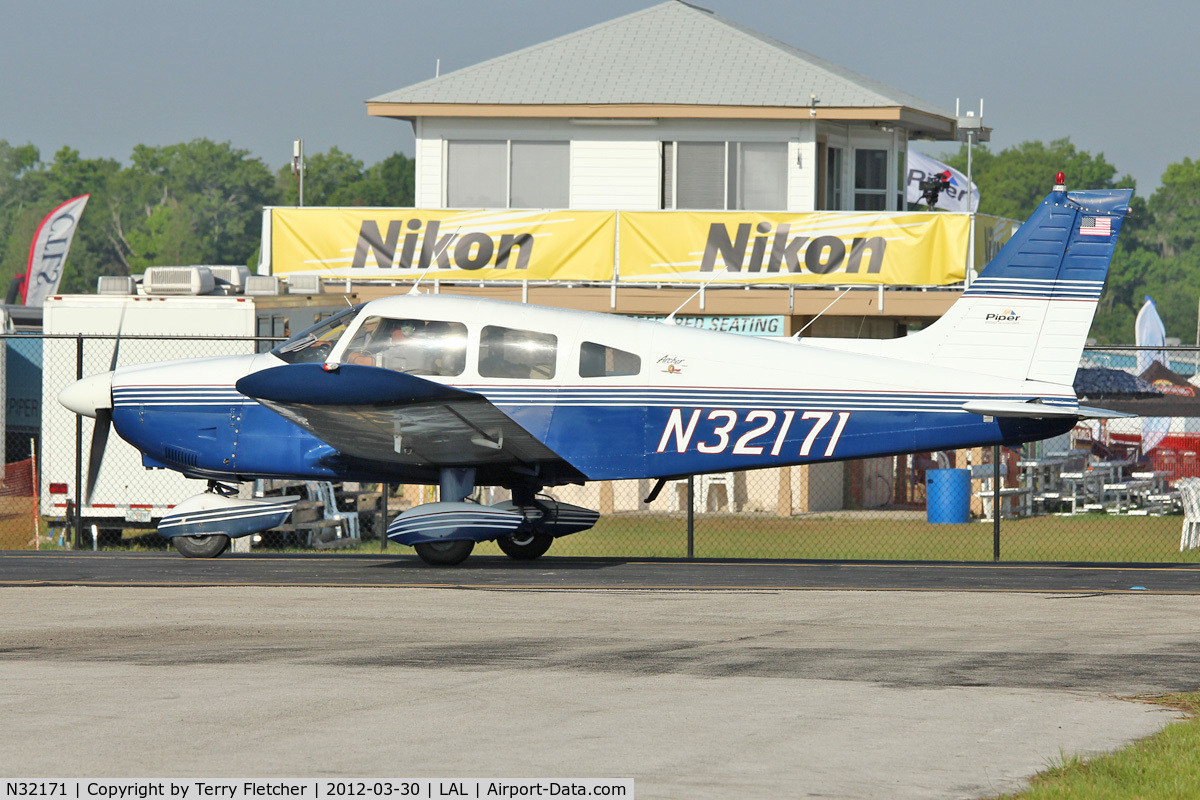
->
[1079,216,1112,236]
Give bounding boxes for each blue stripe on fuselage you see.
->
[113,387,1073,484]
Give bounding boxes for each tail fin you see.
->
[902,181,1133,384]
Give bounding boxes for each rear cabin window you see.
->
[579,342,641,378]
[343,317,467,376]
[479,326,557,380]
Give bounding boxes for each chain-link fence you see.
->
[4,334,1199,562]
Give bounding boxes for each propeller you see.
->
[84,409,112,505]
[83,309,124,505]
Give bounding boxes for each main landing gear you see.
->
[387,471,599,566]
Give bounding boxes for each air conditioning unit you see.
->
[244,275,284,296]
[97,276,138,295]
[287,275,323,295]
[206,265,252,294]
[143,266,216,296]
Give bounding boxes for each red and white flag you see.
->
[1079,216,1112,237]
[23,194,90,307]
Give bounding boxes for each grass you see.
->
[993,692,1200,799]
[479,511,1200,562]
[16,509,1198,563]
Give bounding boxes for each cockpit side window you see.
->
[343,316,467,376]
[270,304,363,364]
[479,326,557,380]
[579,341,641,378]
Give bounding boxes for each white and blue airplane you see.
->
[59,176,1132,564]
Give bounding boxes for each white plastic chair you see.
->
[698,473,736,512]
[1177,478,1200,551]
[666,479,689,512]
[665,474,735,512]
[306,481,361,541]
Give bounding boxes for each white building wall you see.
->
[413,117,822,212]
[414,131,443,208]
[789,130,817,212]
[571,139,660,210]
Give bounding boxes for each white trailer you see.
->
[41,291,352,538]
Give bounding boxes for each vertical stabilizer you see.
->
[899,180,1132,384]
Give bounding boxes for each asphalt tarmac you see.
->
[3,550,1200,593]
[2,552,1199,799]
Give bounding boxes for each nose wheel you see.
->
[413,539,474,566]
[173,533,230,558]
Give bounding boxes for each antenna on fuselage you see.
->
[407,228,460,296]
[792,286,855,339]
[662,266,728,325]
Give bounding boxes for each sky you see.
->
[2,0,1197,195]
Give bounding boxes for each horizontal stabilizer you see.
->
[962,400,1136,420]
[1076,405,1138,420]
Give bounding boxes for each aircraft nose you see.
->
[58,371,114,418]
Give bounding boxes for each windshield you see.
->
[270,304,364,364]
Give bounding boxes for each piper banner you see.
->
[268,207,616,282]
[618,210,970,285]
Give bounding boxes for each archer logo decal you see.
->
[658,355,685,374]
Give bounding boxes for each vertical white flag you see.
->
[1135,296,1170,455]
[905,151,979,213]
[1134,296,1169,374]
[23,194,90,307]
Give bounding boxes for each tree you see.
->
[943,138,1133,220]
[274,150,415,207]
[109,139,280,273]
[0,146,123,294]
[0,140,421,298]
[1144,157,1200,259]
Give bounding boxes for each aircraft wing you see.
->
[236,363,569,469]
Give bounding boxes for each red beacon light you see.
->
[1054,171,1066,192]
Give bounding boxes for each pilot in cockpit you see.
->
[345,318,424,370]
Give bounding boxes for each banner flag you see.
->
[23,194,90,307]
[905,151,979,213]
[269,207,616,282]
[1135,296,1169,374]
[617,210,970,285]
[1135,296,1170,455]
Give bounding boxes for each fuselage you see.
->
[106,294,1076,487]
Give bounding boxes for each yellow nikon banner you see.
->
[618,211,970,285]
[974,213,1019,271]
[269,207,616,281]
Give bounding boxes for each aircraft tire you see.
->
[413,539,474,566]
[496,532,553,560]
[173,534,230,558]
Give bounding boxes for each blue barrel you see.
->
[926,468,971,524]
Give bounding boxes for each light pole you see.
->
[292,139,305,207]
[956,99,987,287]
